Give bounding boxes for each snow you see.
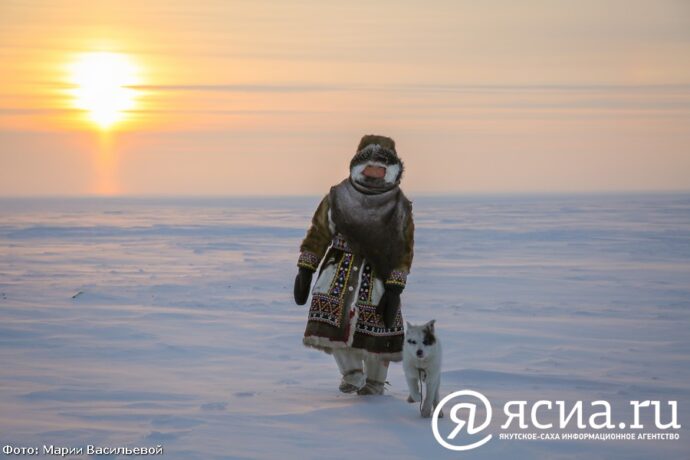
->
[0,194,688,459]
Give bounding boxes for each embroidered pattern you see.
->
[308,293,342,327]
[358,264,373,302]
[355,263,403,336]
[306,246,405,339]
[297,251,319,271]
[307,252,354,328]
[331,233,352,252]
[385,269,407,287]
[327,252,353,297]
[355,302,404,336]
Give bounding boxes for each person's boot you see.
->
[339,369,364,393]
[356,379,385,395]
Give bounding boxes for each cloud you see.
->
[127,82,690,95]
[129,84,345,93]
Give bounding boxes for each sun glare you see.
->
[70,52,140,129]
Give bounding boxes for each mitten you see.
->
[293,268,314,305]
[376,284,404,328]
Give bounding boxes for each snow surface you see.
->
[0,194,689,459]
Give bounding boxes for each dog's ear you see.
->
[406,321,412,330]
[422,320,437,346]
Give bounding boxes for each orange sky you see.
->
[1,0,690,196]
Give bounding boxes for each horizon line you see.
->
[1,189,690,200]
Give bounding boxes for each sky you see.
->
[1,0,689,196]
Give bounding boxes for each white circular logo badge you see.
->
[432,389,493,451]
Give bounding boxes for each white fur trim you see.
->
[359,144,382,154]
[302,336,402,362]
[312,263,336,293]
[370,277,385,305]
[384,163,400,184]
[345,260,365,346]
[302,335,347,353]
[327,208,336,234]
[350,163,367,184]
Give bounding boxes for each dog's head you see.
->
[404,320,438,361]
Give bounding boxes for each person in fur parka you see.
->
[293,134,414,395]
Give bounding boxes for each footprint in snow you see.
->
[200,402,228,411]
[234,391,256,398]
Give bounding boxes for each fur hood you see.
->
[349,135,404,191]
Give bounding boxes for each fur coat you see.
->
[297,186,414,362]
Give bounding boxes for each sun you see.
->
[69,52,140,129]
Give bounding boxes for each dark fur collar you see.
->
[329,178,411,279]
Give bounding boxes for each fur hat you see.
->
[356,134,396,154]
[349,134,404,183]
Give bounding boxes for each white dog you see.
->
[403,320,443,418]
